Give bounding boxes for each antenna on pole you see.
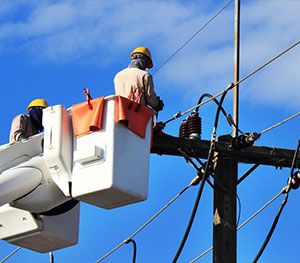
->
[233,0,240,138]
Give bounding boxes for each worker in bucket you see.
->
[9,99,48,143]
[114,47,164,112]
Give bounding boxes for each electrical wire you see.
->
[180,152,215,190]
[164,39,300,126]
[49,252,54,263]
[252,192,289,263]
[182,150,242,228]
[172,87,230,263]
[289,137,300,177]
[236,193,242,227]
[189,187,286,263]
[97,38,300,263]
[0,247,22,263]
[125,239,137,263]
[259,111,300,136]
[95,176,200,263]
[2,36,298,263]
[151,0,233,75]
[195,93,244,134]
[195,93,227,115]
[252,138,300,263]
[236,164,260,187]
[209,173,242,227]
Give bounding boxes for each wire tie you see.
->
[189,175,201,187]
[281,184,290,194]
[226,114,234,126]
[173,111,181,118]
[226,82,234,91]
[124,238,131,244]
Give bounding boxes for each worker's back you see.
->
[115,67,149,104]
[114,47,164,112]
[114,67,162,110]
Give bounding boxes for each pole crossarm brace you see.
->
[151,135,298,168]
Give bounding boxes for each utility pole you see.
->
[213,135,237,263]
[213,1,240,262]
[151,3,300,262]
[151,134,299,261]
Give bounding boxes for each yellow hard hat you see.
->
[130,47,153,69]
[27,99,48,112]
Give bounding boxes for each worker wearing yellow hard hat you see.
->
[114,47,164,112]
[130,47,153,69]
[26,99,48,112]
[9,99,48,143]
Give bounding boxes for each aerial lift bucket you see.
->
[0,105,79,253]
[71,95,153,209]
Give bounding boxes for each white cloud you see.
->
[0,1,231,61]
[237,1,300,108]
[1,0,300,108]
[27,3,76,35]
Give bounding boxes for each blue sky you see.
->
[1,0,300,262]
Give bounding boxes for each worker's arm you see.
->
[10,115,28,143]
[143,73,164,111]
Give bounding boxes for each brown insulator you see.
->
[188,112,202,139]
[179,118,189,138]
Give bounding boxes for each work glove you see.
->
[153,121,166,135]
[155,97,164,112]
[17,134,27,141]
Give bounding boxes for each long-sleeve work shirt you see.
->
[9,114,39,143]
[114,67,160,110]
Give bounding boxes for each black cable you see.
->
[181,148,240,226]
[49,252,54,263]
[236,164,260,187]
[236,193,242,227]
[172,86,230,263]
[290,137,300,177]
[180,123,241,241]
[125,239,137,263]
[178,148,217,193]
[194,156,205,166]
[195,93,244,134]
[212,87,231,133]
[210,173,241,227]
[195,93,227,116]
[252,138,300,262]
[252,193,288,263]
[96,176,198,262]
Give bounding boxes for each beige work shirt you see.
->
[114,67,160,109]
[9,114,39,143]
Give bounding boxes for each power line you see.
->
[252,191,289,263]
[151,0,233,75]
[252,138,300,262]
[189,187,286,263]
[260,111,300,135]
[125,239,137,263]
[172,89,229,262]
[0,247,22,263]
[50,252,54,263]
[95,175,200,263]
[163,39,300,126]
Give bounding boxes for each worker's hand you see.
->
[17,134,27,142]
[155,98,164,112]
[153,121,166,135]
